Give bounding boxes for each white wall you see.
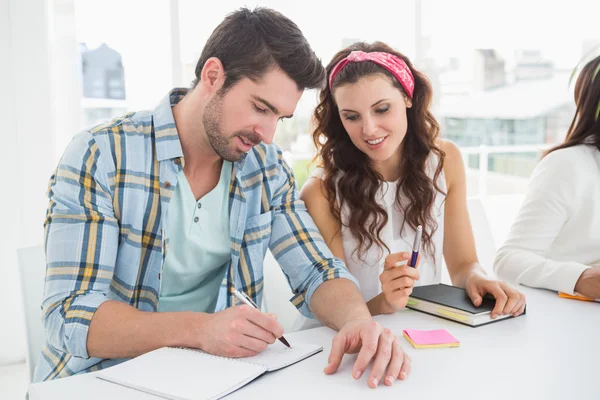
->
[0,0,79,365]
[0,0,26,366]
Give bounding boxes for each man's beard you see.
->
[202,94,262,162]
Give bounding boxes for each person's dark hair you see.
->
[547,55,600,155]
[312,41,445,262]
[192,7,325,92]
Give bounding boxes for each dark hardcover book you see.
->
[407,284,526,327]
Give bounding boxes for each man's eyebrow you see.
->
[252,95,293,118]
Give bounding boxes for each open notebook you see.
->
[97,342,322,400]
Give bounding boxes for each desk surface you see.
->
[29,287,599,400]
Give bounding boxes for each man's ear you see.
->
[199,57,225,92]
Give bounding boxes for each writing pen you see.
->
[232,288,291,348]
[409,225,422,268]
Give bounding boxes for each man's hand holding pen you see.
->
[192,303,285,358]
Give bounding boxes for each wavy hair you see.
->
[548,55,600,155]
[312,42,446,262]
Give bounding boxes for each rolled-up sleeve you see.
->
[42,131,118,359]
[268,155,359,318]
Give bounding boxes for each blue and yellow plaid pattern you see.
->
[34,89,358,382]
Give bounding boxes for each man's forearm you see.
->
[310,279,372,330]
[87,300,207,359]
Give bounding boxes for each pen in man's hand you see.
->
[232,288,291,348]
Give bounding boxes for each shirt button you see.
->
[197,203,202,209]
[194,216,199,223]
[164,181,171,188]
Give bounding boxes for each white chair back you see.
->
[466,197,497,276]
[17,245,46,383]
[261,251,302,332]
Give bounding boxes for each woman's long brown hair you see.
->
[312,41,446,262]
[547,55,600,155]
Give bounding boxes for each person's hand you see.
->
[574,267,600,298]
[324,319,411,388]
[464,272,526,318]
[193,305,283,358]
[378,252,420,313]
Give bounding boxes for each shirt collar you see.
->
[153,88,187,162]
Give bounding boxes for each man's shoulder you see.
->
[55,110,156,186]
[243,142,286,171]
[88,110,153,139]
[237,143,293,196]
[81,110,155,167]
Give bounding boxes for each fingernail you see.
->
[354,370,362,379]
[491,314,497,319]
[401,372,407,379]
[386,376,395,385]
[371,378,378,387]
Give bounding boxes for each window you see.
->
[75,0,600,195]
[73,0,172,130]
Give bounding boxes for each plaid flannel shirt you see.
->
[34,89,357,382]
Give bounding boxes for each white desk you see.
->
[29,287,599,400]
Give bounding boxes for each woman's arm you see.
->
[440,140,525,317]
[438,140,482,286]
[494,148,592,295]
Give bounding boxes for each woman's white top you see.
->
[494,145,600,294]
[316,155,447,302]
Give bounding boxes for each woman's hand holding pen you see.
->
[376,252,420,313]
[190,305,283,358]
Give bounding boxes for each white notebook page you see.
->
[241,341,322,371]
[98,347,264,400]
[97,343,322,400]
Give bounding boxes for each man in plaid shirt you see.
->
[36,7,411,389]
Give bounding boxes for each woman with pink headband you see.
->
[301,41,526,321]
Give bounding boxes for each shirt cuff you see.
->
[293,261,360,319]
[560,262,592,295]
[63,292,109,359]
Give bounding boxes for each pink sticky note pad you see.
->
[403,329,459,345]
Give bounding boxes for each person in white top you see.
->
[300,41,526,331]
[494,55,600,299]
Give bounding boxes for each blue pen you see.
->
[409,225,422,267]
